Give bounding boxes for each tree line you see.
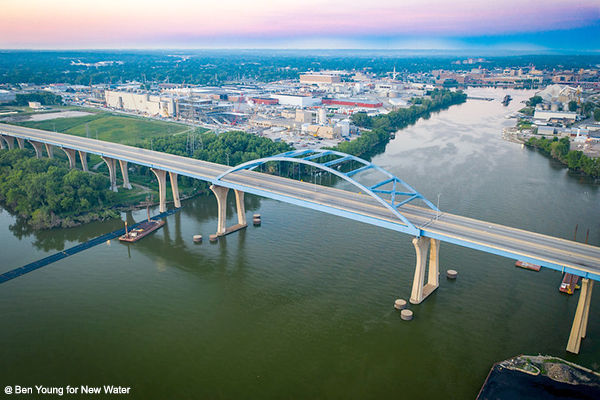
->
[0,149,118,228]
[7,92,63,106]
[3,51,600,87]
[336,89,467,157]
[0,131,293,229]
[525,136,600,177]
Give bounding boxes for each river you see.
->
[1,88,599,399]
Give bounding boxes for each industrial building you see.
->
[322,98,383,108]
[105,90,176,118]
[300,74,342,84]
[271,94,322,107]
[177,98,237,125]
[533,110,578,123]
[250,97,279,105]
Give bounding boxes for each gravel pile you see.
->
[546,363,574,383]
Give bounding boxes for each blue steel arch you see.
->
[214,149,438,235]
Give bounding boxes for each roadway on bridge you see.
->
[2,124,600,279]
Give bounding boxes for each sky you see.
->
[1,0,599,52]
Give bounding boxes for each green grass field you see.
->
[15,108,194,144]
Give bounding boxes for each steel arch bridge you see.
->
[214,149,439,236]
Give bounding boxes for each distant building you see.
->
[295,110,313,123]
[300,74,342,84]
[0,90,15,103]
[322,98,383,108]
[303,124,341,139]
[533,110,578,123]
[105,90,176,117]
[271,94,321,107]
[250,97,279,105]
[28,101,43,109]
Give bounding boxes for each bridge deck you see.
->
[2,124,599,279]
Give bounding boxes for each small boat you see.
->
[559,273,579,295]
[515,260,541,271]
[501,95,512,106]
[119,219,165,242]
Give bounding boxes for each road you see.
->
[2,124,600,279]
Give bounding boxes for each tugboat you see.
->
[501,95,512,106]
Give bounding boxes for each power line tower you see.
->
[186,131,196,156]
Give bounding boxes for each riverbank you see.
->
[336,88,467,158]
[477,355,600,399]
[501,127,600,178]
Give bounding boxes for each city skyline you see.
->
[1,0,599,52]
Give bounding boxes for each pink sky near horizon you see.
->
[1,0,599,48]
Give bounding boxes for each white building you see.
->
[105,90,176,117]
[533,110,578,122]
[270,94,322,107]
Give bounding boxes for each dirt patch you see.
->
[25,111,94,121]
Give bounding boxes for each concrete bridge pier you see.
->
[410,236,440,304]
[118,160,132,190]
[0,136,5,149]
[1,135,14,149]
[151,168,167,213]
[29,140,44,158]
[78,151,88,172]
[44,143,54,159]
[169,172,181,208]
[101,156,119,192]
[150,168,181,213]
[16,137,24,149]
[567,278,594,354]
[62,148,78,169]
[210,184,247,236]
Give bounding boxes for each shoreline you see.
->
[477,355,600,399]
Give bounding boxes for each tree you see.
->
[595,108,600,122]
[526,96,543,107]
[568,100,578,112]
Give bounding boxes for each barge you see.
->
[515,260,541,272]
[119,219,165,242]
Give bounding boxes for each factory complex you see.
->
[72,72,436,149]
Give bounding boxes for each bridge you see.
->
[1,124,599,354]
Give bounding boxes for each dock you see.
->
[467,96,494,101]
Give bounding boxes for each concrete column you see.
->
[169,172,181,208]
[62,148,77,169]
[410,236,440,304]
[44,143,54,159]
[567,278,594,354]
[428,239,440,289]
[0,136,5,149]
[234,189,247,226]
[2,135,14,149]
[118,160,132,190]
[101,156,119,192]
[78,151,89,172]
[29,140,44,158]
[16,137,24,149]
[210,184,229,236]
[151,168,167,213]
